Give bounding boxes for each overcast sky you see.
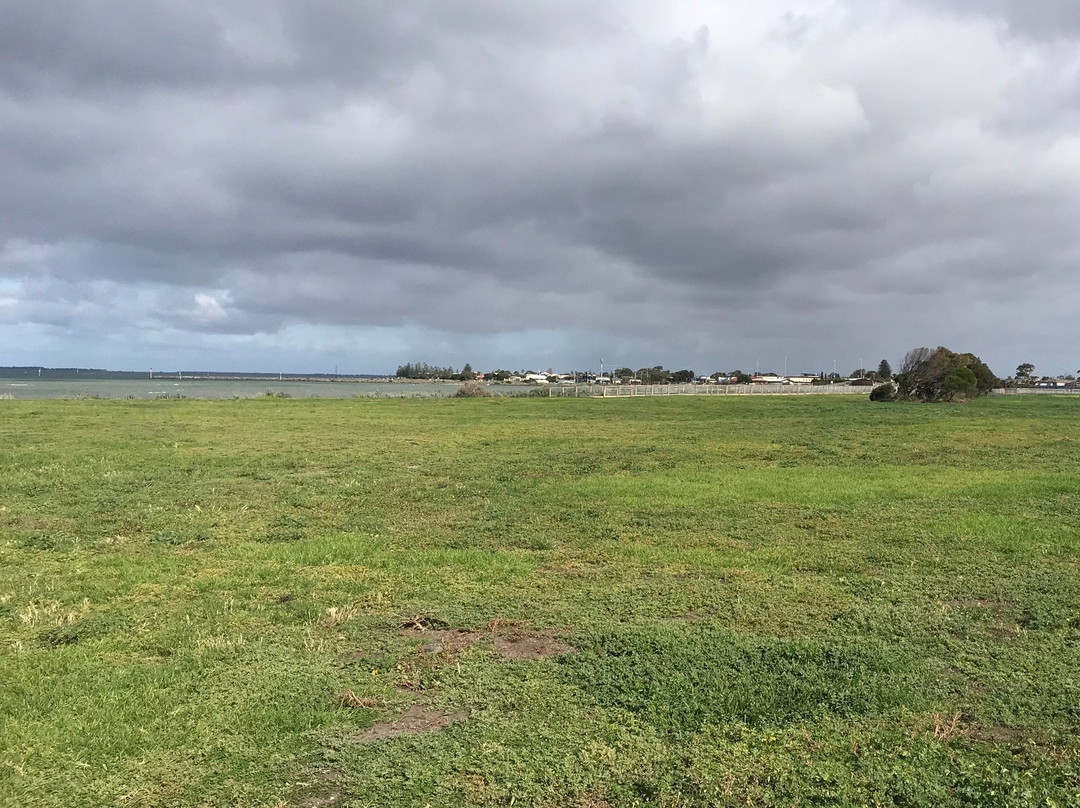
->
[2,1,1078,376]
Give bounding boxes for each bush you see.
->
[453,381,493,398]
[869,383,897,402]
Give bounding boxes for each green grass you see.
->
[1,394,1079,807]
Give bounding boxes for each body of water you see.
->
[0,378,537,400]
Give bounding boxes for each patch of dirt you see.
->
[954,722,1070,759]
[943,599,1021,640]
[350,705,466,743]
[298,794,340,808]
[968,724,1035,746]
[290,767,344,808]
[400,626,575,660]
[491,632,575,660]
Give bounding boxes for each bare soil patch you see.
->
[349,705,466,743]
[968,724,1031,745]
[943,599,1021,640]
[936,718,1068,759]
[298,794,340,808]
[400,625,575,660]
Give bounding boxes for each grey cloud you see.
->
[2,0,1079,374]
[910,0,1080,38]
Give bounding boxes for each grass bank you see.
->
[1,395,1078,806]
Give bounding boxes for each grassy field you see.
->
[1,394,1079,807]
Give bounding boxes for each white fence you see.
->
[991,387,1080,395]
[587,383,873,397]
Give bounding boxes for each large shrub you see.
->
[869,382,897,402]
[894,347,998,402]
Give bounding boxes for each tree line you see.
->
[396,362,476,381]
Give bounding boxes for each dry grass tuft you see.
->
[318,605,358,628]
[400,614,448,631]
[333,690,382,710]
[932,710,964,742]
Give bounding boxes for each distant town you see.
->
[395,361,1079,389]
[1,361,1076,389]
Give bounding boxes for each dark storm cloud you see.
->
[2,0,1079,373]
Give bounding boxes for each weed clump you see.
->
[38,614,130,648]
[259,514,306,542]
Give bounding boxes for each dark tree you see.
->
[1015,363,1034,381]
[636,366,672,384]
[877,359,892,380]
[670,369,695,383]
[943,367,978,399]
